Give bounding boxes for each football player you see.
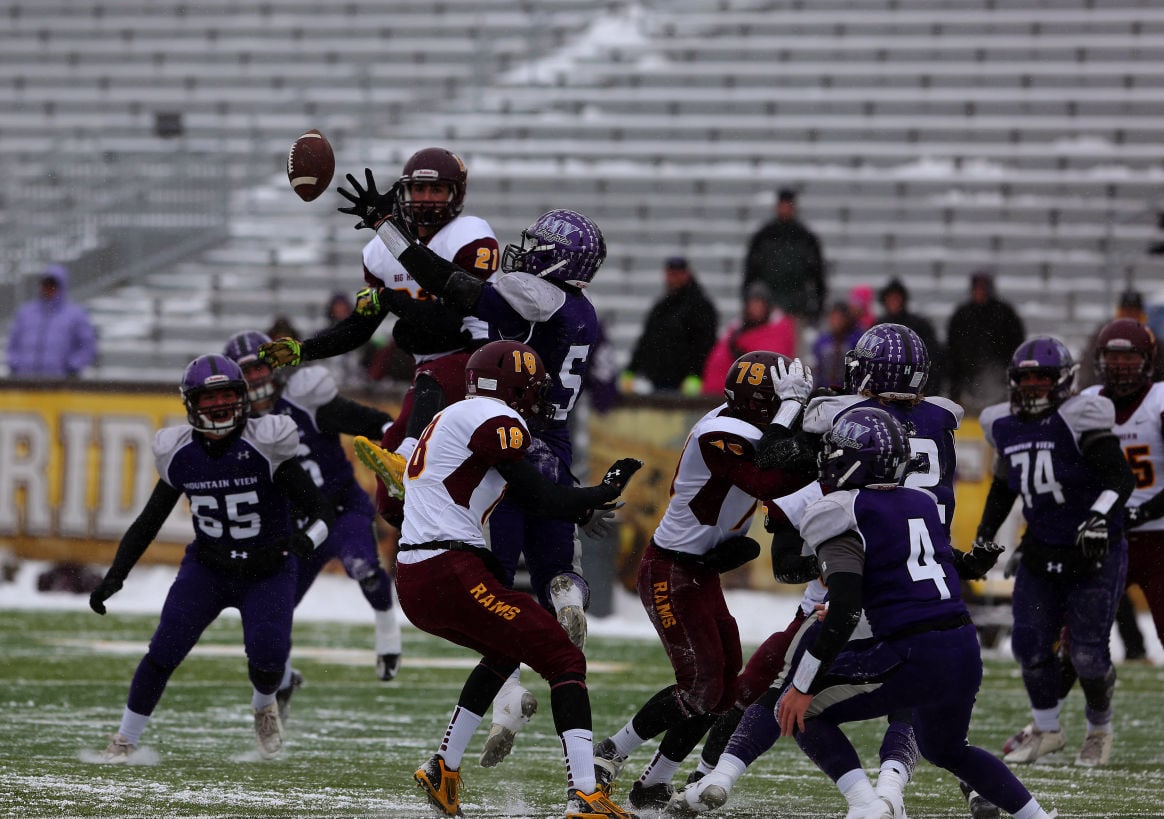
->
[223,330,402,690]
[337,174,614,766]
[389,340,641,819]
[89,355,334,763]
[977,337,1134,768]
[678,324,1003,819]
[259,147,499,527]
[768,407,1056,819]
[587,351,817,811]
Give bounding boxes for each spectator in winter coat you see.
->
[810,300,864,390]
[876,277,945,393]
[623,256,719,395]
[945,270,1025,414]
[701,282,797,395]
[742,189,826,324]
[6,264,98,378]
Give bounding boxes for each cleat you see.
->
[1003,727,1065,764]
[275,668,304,724]
[550,574,588,649]
[872,793,907,819]
[672,773,729,814]
[565,787,639,818]
[685,770,705,786]
[593,738,628,795]
[959,780,1000,819]
[844,802,884,819]
[1001,722,1033,757]
[1075,730,1113,767]
[101,733,135,763]
[253,702,284,759]
[353,436,407,500]
[629,781,674,810]
[376,653,402,682]
[415,754,462,817]
[479,688,537,768]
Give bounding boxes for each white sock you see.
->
[374,606,402,655]
[875,764,906,800]
[708,753,748,789]
[1085,719,1113,735]
[117,707,150,746]
[396,437,419,461]
[639,750,681,787]
[438,705,483,770]
[1032,705,1062,733]
[562,727,596,793]
[253,688,277,710]
[837,768,877,809]
[1014,798,1051,819]
[611,722,645,758]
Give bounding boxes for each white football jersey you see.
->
[1082,381,1164,531]
[362,214,496,363]
[398,396,529,562]
[651,405,766,556]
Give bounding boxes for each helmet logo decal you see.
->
[533,216,582,245]
[832,417,870,449]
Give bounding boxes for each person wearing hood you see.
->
[875,276,945,393]
[945,270,1025,413]
[700,281,797,395]
[6,264,98,378]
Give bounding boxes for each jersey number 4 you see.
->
[907,517,951,600]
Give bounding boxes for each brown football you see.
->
[286,129,334,202]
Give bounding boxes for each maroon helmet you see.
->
[395,147,468,232]
[465,340,551,421]
[1094,317,1157,397]
[723,350,792,427]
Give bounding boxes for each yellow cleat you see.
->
[353,436,407,500]
[565,788,639,819]
[415,754,463,817]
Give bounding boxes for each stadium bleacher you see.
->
[2,0,1163,380]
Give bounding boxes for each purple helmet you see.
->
[1008,335,1078,416]
[180,354,249,436]
[818,406,910,489]
[500,209,606,289]
[223,330,278,411]
[844,323,930,401]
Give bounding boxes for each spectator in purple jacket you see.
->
[6,264,98,378]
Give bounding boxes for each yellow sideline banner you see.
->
[0,383,400,565]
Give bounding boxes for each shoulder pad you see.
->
[284,365,339,410]
[922,396,964,428]
[802,394,861,435]
[1060,392,1115,436]
[494,272,568,322]
[244,414,301,466]
[800,491,858,551]
[772,480,825,528]
[978,402,1011,449]
[153,425,194,486]
[1079,384,1101,397]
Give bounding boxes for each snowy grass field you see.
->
[2,571,1164,817]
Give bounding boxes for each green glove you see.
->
[259,338,302,368]
[355,286,383,317]
[680,374,703,396]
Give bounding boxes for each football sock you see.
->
[1032,705,1061,733]
[837,768,877,810]
[440,705,483,770]
[117,708,150,746]
[638,750,680,787]
[252,689,277,710]
[561,728,596,793]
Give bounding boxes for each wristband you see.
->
[376,220,413,259]
[772,400,803,430]
[305,519,329,549]
[1090,489,1118,517]
[791,650,822,694]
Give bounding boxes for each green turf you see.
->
[1,609,1161,817]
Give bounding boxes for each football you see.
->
[286,129,334,202]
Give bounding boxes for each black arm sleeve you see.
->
[976,474,1019,541]
[405,374,446,439]
[1080,429,1136,507]
[274,460,335,529]
[314,394,393,439]
[106,480,182,582]
[391,314,471,357]
[804,569,863,684]
[299,309,383,362]
[770,522,819,584]
[398,244,484,315]
[495,459,620,522]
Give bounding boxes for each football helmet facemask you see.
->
[180,354,250,437]
[818,406,910,490]
[222,330,279,413]
[500,209,606,289]
[1094,317,1156,398]
[465,340,552,422]
[845,323,930,402]
[1008,335,1078,417]
[394,147,467,232]
[723,350,793,427]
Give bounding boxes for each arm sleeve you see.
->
[770,516,819,584]
[404,373,446,439]
[976,474,1019,540]
[313,394,393,439]
[1080,429,1136,508]
[495,458,619,522]
[397,243,483,315]
[299,309,383,362]
[274,460,335,530]
[105,480,182,582]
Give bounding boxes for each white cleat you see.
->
[479,687,537,767]
[550,574,588,649]
[872,793,907,819]
[674,772,731,814]
[1075,730,1113,767]
[1003,728,1065,764]
[101,733,135,763]
[253,702,285,759]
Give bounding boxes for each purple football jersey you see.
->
[273,367,357,502]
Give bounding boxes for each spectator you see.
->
[266,315,303,344]
[848,284,876,332]
[6,264,98,378]
[810,300,862,390]
[622,256,718,396]
[945,270,1025,414]
[700,282,797,395]
[315,291,366,388]
[876,277,945,393]
[742,189,826,325]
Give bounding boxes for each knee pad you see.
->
[248,662,283,695]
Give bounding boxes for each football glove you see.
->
[259,337,302,368]
[701,535,761,573]
[355,286,383,317]
[755,426,814,470]
[1074,513,1109,560]
[770,356,813,405]
[337,168,397,231]
[88,575,123,616]
[579,500,624,539]
[602,458,643,492]
[958,537,1006,580]
[286,531,316,559]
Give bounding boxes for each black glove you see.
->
[755,426,814,471]
[957,537,1006,580]
[89,576,124,615]
[602,458,643,492]
[701,535,761,573]
[287,532,316,559]
[1074,513,1109,561]
[337,168,398,230]
[1125,505,1148,529]
[578,500,624,539]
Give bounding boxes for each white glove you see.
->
[770,357,813,405]
[581,501,624,539]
